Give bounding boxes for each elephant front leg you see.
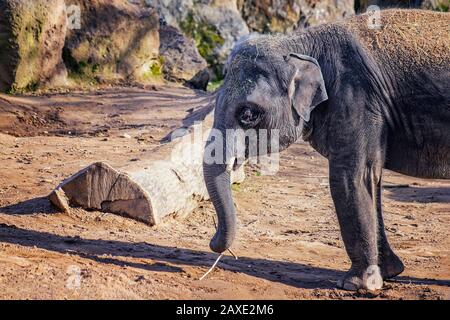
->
[329,162,384,291]
[376,181,405,279]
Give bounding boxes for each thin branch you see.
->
[199,254,223,281]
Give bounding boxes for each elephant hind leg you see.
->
[380,249,404,279]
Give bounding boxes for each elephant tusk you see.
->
[226,157,236,173]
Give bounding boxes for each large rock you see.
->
[237,0,355,32]
[156,0,194,29]
[0,0,68,92]
[64,0,160,84]
[193,1,249,70]
[158,0,249,79]
[157,0,356,78]
[159,25,207,83]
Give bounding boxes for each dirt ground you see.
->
[0,85,449,300]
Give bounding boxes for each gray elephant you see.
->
[202,9,450,291]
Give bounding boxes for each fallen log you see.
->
[48,110,245,225]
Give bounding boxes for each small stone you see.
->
[121,133,131,139]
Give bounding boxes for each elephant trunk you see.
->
[203,160,237,253]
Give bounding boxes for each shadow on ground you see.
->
[0,197,58,215]
[385,186,450,204]
[0,216,448,290]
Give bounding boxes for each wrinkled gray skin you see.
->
[203,25,450,290]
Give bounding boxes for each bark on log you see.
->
[48,110,245,225]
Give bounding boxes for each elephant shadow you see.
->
[0,221,341,289]
[384,185,450,204]
[1,198,449,291]
[1,221,449,291]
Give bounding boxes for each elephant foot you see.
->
[380,251,405,279]
[337,265,383,291]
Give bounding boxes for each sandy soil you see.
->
[0,86,449,300]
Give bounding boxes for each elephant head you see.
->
[203,40,328,253]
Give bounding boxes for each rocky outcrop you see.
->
[2,0,445,92]
[193,1,250,70]
[157,0,356,79]
[0,0,68,92]
[158,0,249,79]
[159,25,207,83]
[63,0,160,84]
[237,0,355,32]
[186,69,210,91]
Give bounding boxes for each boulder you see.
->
[158,0,249,79]
[0,0,68,92]
[237,0,355,32]
[186,69,211,91]
[156,0,194,29]
[63,0,160,84]
[193,1,249,70]
[159,25,207,83]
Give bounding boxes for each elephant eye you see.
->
[236,104,264,129]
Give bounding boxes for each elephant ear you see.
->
[286,53,328,122]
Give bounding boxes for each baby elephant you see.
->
[203,9,450,291]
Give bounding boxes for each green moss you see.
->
[7,81,39,94]
[11,3,50,91]
[434,1,449,12]
[91,63,100,74]
[180,12,224,80]
[67,71,98,86]
[231,183,241,192]
[141,56,165,81]
[0,2,71,92]
[150,56,164,76]
[63,47,102,86]
[207,79,223,92]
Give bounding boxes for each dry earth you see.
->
[0,86,449,300]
